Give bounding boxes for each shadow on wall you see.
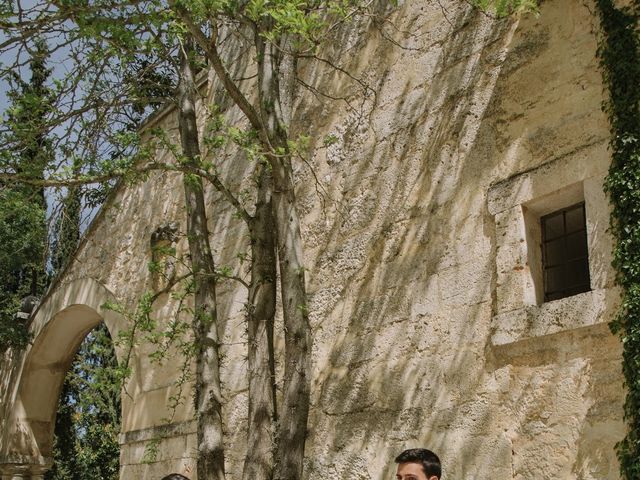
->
[289,4,523,477]
[272,0,624,479]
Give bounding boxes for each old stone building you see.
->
[0,0,626,478]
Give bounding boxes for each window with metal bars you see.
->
[541,202,590,302]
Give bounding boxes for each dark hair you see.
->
[395,448,441,479]
[160,475,190,480]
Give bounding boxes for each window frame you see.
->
[487,159,615,346]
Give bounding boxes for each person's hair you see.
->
[160,475,190,480]
[395,448,441,479]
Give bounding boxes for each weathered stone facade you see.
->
[0,0,626,479]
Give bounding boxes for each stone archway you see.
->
[0,278,124,480]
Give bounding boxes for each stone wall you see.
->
[0,0,625,479]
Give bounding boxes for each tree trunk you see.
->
[270,153,311,480]
[255,35,312,480]
[178,38,226,480]
[242,165,278,480]
[190,17,311,478]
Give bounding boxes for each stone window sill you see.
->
[490,287,619,346]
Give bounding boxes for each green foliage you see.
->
[0,42,127,480]
[596,1,640,477]
[0,39,51,351]
[0,188,46,349]
[51,161,83,277]
[470,0,538,16]
[322,133,339,147]
[125,58,175,117]
[141,436,161,464]
[46,324,122,480]
[2,38,54,185]
[104,280,195,424]
[47,382,81,480]
[201,107,264,166]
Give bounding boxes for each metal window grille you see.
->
[541,202,590,302]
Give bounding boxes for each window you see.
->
[541,203,590,301]
[488,160,614,346]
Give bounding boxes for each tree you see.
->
[0,38,51,351]
[177,37,227,480]
[0,36,121,480]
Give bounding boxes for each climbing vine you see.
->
[597,0,640,478]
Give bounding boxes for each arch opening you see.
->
[0,279,125,480]
[44,322,121,480]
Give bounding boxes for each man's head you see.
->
[394,448,441,480]
[160,475,190,480]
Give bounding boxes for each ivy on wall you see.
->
[596,0,640,478]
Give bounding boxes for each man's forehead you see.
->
[396,461,426,477]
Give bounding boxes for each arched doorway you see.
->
[45,321,121,480]
[0,278,124,480]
